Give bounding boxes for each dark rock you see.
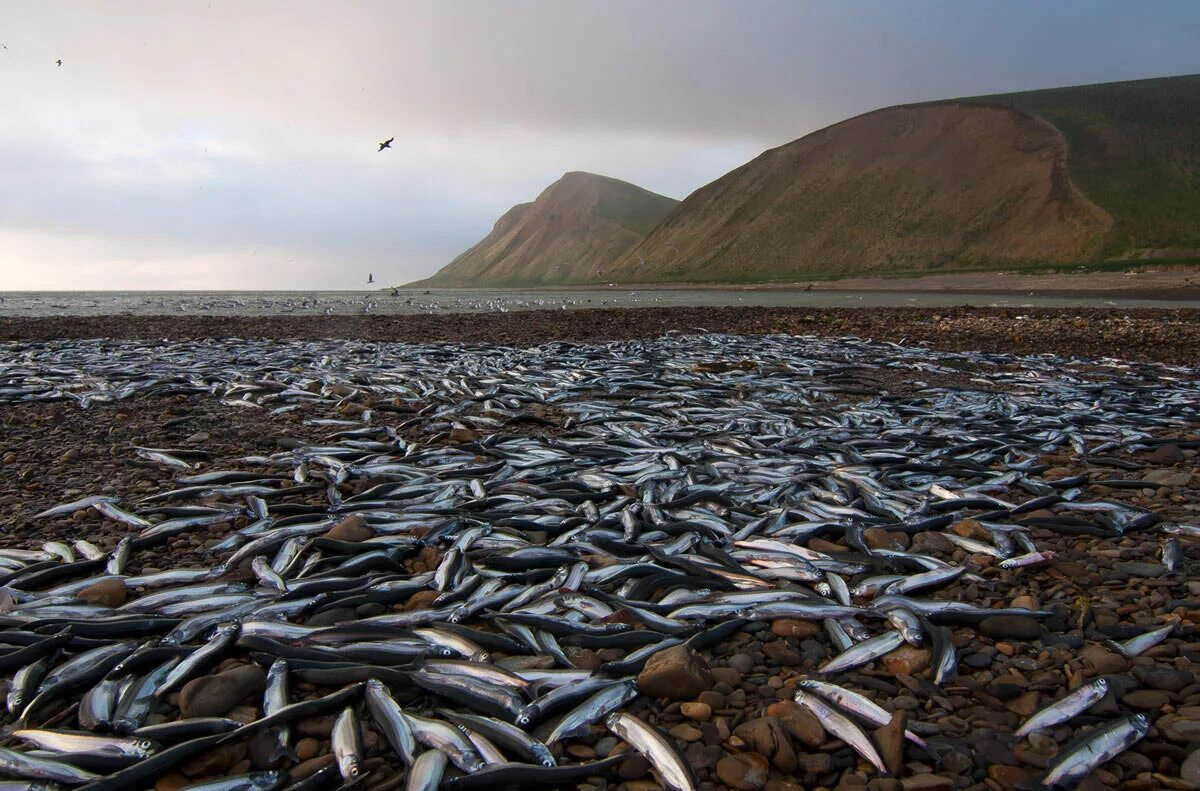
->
[636,645,713,701]
[733,717,797,772]
[1133,665,1194,692]
[178,665,266,719]
[716,752,770,790]
[979,616,1043,641]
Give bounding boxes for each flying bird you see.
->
[377,137,393,152]
[367,273,375,284]
[56,59,62,66]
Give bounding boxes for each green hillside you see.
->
[961,74,1200,255]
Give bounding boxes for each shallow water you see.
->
[0,287,1195,317]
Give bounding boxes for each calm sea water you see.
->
[0,288,1194,317]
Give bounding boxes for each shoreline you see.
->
[3,305,1200,365]
[403,264,1200,300]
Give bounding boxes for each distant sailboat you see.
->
[367,273,374,284]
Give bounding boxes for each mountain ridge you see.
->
[412,171,678,287]
[415,74,1200,287]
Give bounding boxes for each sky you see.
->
[1,1,1198,290]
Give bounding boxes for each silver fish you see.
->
[606,712,696,791]
[1041,714,1149,787]
[1015,678,1108,738]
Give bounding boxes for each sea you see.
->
[0,288,1195,317]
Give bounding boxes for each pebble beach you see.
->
[0,307,1196,791]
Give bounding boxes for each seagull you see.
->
[56,59,62,67]
[367,273,374,284]
[377,137,393,152]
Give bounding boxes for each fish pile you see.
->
[0,333,1196,790]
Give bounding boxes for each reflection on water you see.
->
[0,288,1194,317]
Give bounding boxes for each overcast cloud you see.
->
[1,0,1198,289]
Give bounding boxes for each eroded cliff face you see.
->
[611,103,1112,282]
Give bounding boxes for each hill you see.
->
[961,74,1200,257]
[413,172,678,287]
[607,74,1199,283]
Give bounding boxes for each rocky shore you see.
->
[0,326,1196,791]
[2,305,1199,364]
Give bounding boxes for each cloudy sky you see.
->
[2,1,1198,290]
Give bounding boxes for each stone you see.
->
[155,774,190,791]
[698,691,726,709]
[863,528,908,551]
[716,752,770,790]
[771,618,819,639]
[448,427,479,443]
[1006,691,1040,717]
[1181,748,1200,787]
[290,755,335,782]
[987,766,1031,786]
[766,782,807,791]
[711,667,742,687]
[617,754,650,779]
[979,615,1043,641]
[1122,689,1170,710]
[763,640,801,665]
[882,646,930,676]
[900,775,954,791]
[636,645,713,701]
[77,577,126,607]
[186,432,210,443]
[682,702,712,721]
[669,724,703,742]
[1113,561,1165,578]
[247,731,283,770]
[180,743,241,777]
[1148,444,1184,464]
[324,515,373,542]
[1080,645,1127,675]
[294,738,320,761]
[912,532,955,554]
[873,711,906,776]
[402,589,441,611]
[1158,713,1200,743]
[1145,469,1192,487]
[765,700,825,747]
[727,653,755,674]
[296,716,336,738]
[952,518,991,541]
[1133,665,1193,692]
[684,742,724,772]
[566,744,595,759]
[733,717,797,772]
[178,665,266,718]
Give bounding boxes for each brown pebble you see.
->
[716,752,770,790]
[77,577,126,607]
[324,514,373,542]
[771,618,820,639]
[155,773,190,791]
[294,737,320,761]
[881,645,930,676]
[290,754,336,782]
[682,701,713,721]
[566,743,595,759]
